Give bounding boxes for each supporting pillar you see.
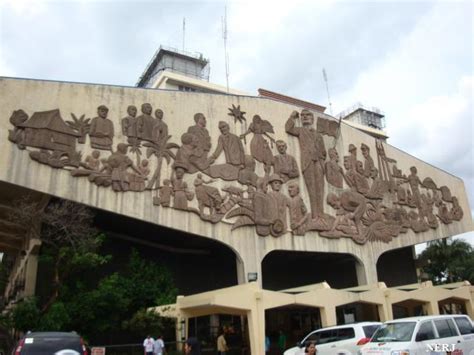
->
[355,256,380,286]
[377,304,389,322]
[24,254,38,297]
[423,301,439,315]
[465,299,474,319]
[234,248,262,287]
[320,306,337,327]
[247,292,265,355]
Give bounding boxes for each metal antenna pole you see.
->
[322,68,333,116]
[222,6,230,93]
[182,17,186,51]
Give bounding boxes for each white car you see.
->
[283,322,381,355]
[359,314,474,355]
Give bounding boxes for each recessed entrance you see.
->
[262,250,359,290]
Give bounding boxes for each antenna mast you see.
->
[222,6,230,92]
[182,17,186,51]
[322,68,333,115]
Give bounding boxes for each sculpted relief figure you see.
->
[285,110,326,218]
[450,197,463,221]
[157,179,173,207]
[8,109,28,148]
[360,143,376,178]
[273,140,299,182]
[208,121,245,180]
[194,174,223,216]
[267,174,291,234]
[152,109,169,145]
[187,113,212,171]
[238,155,259,187]
[89,105,114,150]
[325,148,344,188]
[172,164,194,210]
[121,105,138,144]
[136,103,156,142]
[343,144,370,196]
[84,150,101,171]
[288,182,309,236]
[406,166,423,208]
[324,190,366,241]
[108,143,144,192]
[129,159,150,192]
[253,178,276,237]
[88,112,110,153]
[175,133,199,173]
[241,115,275,174]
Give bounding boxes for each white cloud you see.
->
[331,1,473,215]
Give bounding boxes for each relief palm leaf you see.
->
[66,113,91,144]
[145,135,179,191]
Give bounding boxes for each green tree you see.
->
[419,237,474,284]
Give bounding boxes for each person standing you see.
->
[153,335,165,355]
[143,335,155,355]
[217,328,229,355]
[278,330,287,353]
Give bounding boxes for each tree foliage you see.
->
[4,197,178,345]
[419,238,474,284]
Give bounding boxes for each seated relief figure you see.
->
[207,121,245,181]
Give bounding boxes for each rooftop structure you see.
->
[136,45,210,88]
[339,103,388,139]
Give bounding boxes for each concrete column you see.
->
[423,301,439,315]
[24,254,38,297]
[465,299,474,319]
[246,292,265,355]
[355,259,378,286]
[385,295,394,321]
[377,304,389,322]
[320,306,337,327]
[236,257,246,285]
[233,247,262,287]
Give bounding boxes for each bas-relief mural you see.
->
[7,104,464,244]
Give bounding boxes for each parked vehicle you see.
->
[359,314,474,355]
[12,332,87,355]
[283,321,382,355]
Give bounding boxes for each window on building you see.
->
[178,85,196,92]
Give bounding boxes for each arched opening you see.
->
[376,246,418,287]
[94,208,239,295]
[262,250,360,290]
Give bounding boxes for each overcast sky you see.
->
[1,0,472,246]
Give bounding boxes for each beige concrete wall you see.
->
[0,77,472,286]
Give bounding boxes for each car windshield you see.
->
[21,335,82,355]
[371,322,416,342]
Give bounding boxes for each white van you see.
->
[359,314,474,355]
